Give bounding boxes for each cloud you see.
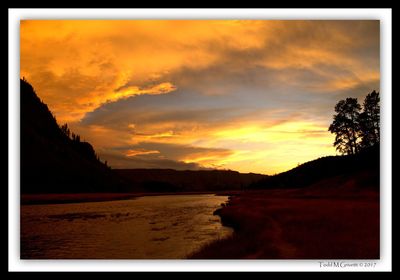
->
[113,82,177,99]
[116,142,232,161]
[21,20,379,123]
[100,142,233,170]
[98,152,206,170]
[126,149,160,157]
[20,20,380,173]
[20,67,176,122]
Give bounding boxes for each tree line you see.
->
[60,123,109,167]
[329,90,380,155]
[60,123,82,142]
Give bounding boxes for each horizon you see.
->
[20,20,380,174]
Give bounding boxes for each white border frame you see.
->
[9,8,392,272]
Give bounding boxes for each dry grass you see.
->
[190,184,379,259]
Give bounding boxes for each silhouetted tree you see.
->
[60,123,71,138]
[359,91,380,148]
[329,98,362,155]
[71,133,81,142]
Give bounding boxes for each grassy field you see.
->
[190,176,379,259]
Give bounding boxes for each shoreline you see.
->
[21,190,242,205]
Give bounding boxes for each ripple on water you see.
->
[21,194,233,259]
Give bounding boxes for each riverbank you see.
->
[190,185,379,259]
[21,190,242,205]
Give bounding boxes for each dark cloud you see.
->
[80,88,253,132]
[99,152,206,170]
[99,142,233,170]
[110,142,233,161]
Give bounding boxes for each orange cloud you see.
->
[126,149,160,157]
[21,20,379,121]
[107,82,177,102]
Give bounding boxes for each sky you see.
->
[20,20,380,174]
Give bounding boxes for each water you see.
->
[20,194,233,259]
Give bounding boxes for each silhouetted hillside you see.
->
[114,169,266,192]
[21,79,127,193]
[250,144,379,190]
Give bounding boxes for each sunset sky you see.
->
[20,20,380,174]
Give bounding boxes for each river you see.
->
[20,194,232,259]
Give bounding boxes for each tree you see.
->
[71,133,81,142]
[329,98,362,155]
[60,123,71,138]
[359,91,380,148]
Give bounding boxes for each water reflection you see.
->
[21,194,232,259]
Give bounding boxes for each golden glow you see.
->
[126,149,160,157]
[20,20,379,174]
[199,121,334,173]
[111,82,177,101]
[118,120,335,174]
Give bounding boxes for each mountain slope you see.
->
[250,144,379,190]
[20,79,126,193]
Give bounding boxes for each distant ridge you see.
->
[114,169,266,192]
[20,79,126,193]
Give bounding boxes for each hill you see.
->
[114,169,266,192]
[20,79,126,193]
[250,144,379,190]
